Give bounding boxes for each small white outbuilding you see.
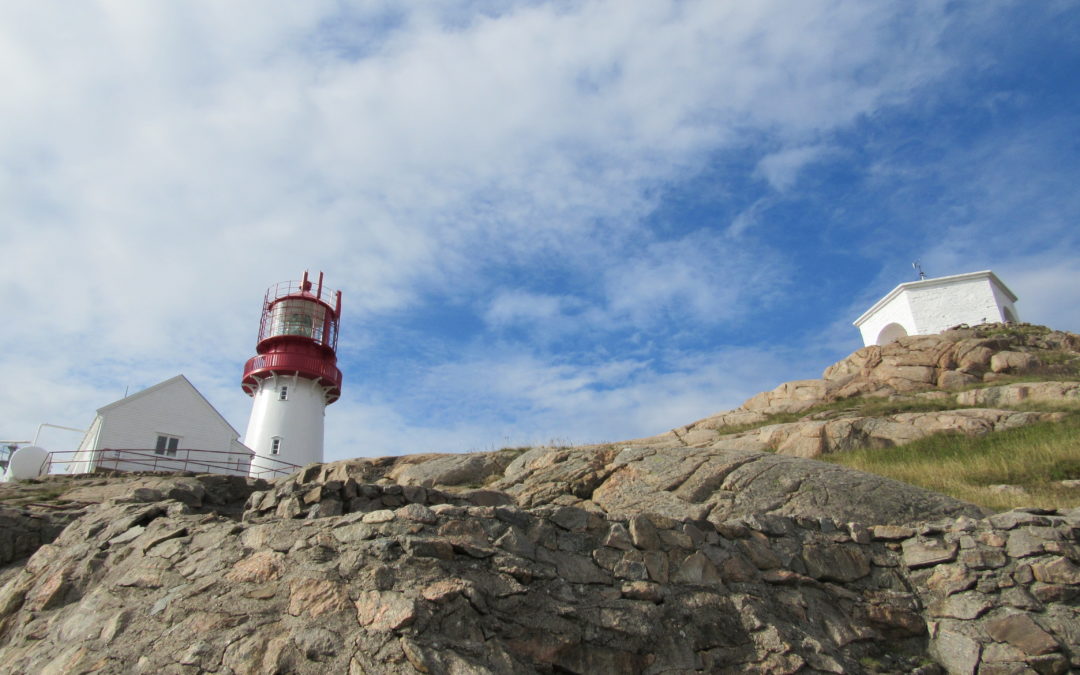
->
[67,375,253,476]
[854,270,1019,347]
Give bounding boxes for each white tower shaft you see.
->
[244,374,329,476]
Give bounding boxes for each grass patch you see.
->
[1036,349,1080,366]
[975,323,1052,339]
[709,395,965,437]
[837,396,961,417]
[0,481,72,507]
[709,379,1080,438]
[710,412,807,436]
[823,414,1080,511]
[983,370,1080,385]
[496,446,532,459]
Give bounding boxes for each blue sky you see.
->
[3,1,1079,459]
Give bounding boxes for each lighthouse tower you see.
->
[241,271,342,477]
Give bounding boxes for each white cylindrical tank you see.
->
[5,446,49,481]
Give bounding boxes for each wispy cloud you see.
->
[1,2,1076,459]
[328,344,803,457]
[755,145,836,192]
[484,291,578,328]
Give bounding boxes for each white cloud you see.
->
[755,145,834,192]
[727,197,775,237]
[994,259,1080,334]
[868,119,1080,336]
[603,230,787,327]
[0,2,977,455]
[484,291,575,328]
[324,344,804,459]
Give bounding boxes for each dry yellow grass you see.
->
[824,413,1080,511]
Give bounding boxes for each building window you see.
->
[270,437,282,455]
[155,435,180,457]
[279,386,289,401]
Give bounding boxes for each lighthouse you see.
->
[241,271,342,477]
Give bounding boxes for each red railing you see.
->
[256,276,341,351]
[242,353,343,400]
[47,448,302,480]
[265,278,340,308]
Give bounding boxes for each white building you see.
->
[854,270,1019,347]
[67,375,254,476]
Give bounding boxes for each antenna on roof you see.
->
[912,260,926,280]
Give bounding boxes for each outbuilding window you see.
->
[155,435,180,457]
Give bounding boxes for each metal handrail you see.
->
[265,279,340,306]
[255,278,341,352]
[46,448,303,480]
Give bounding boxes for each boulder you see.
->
[991,351,1040,374]
[387,452,510,488]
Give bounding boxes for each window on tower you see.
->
[279,386,289,401]
[270,438,282,455]
[155,435,180,457]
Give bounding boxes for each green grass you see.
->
[0,482,71,507]
[975,322,1052,339]
[708,374,1080,438]
[832,396,962,417]
[1036,349,1080,366]
[966,370,1080,387]
[823,413,1080,511]
[697,373,1080,510]
[496,446,532,459]
[708,395,964,437]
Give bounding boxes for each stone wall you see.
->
[0,475,1075,674]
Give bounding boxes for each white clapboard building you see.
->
[854,270,1019,347]
[67,375,254,476]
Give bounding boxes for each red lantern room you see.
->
[241,271,343,404]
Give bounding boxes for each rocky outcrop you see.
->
[729,409,1065,459]
[0,509,65,568]
[956,382,1080,408]
[637,325,1080,458]
[717,325,1079,420]
[641,405,1070,458]
[231,445,982,529]
[0,472,266,566]
[0,444,1002,673]
[491,445,983,526]
[0,472,263,515]
[818,326,1079,401]
[0,476,1075,674]
[0,324,1075,673]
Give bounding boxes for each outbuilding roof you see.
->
[854,270,1017,328]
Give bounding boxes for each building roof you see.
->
[854,270,1018,328]
[95,374,241,438]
